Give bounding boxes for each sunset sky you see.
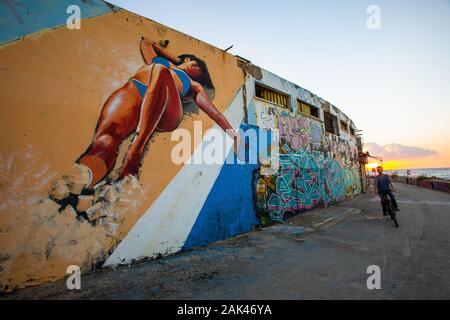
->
[109,0,450,169]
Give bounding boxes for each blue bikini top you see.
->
[152,56,191,97]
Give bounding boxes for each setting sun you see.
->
[366,162,380,170]
[365,160,407,171]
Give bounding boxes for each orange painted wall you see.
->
[0,9,244,291]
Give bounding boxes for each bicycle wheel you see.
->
[388,204,399,228]
[392,215,399,228]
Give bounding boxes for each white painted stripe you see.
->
[103,87,245,267]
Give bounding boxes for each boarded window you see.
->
[297,100,319,118]
[255,84,290,108]
[324,111,338,135]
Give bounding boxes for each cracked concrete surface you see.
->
[2,183,450,299]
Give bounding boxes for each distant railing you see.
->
[391,176,450,193]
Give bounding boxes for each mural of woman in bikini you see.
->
[73,37,241,192]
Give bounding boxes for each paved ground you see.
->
[2,183,450,299]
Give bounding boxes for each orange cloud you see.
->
[364,143,438,160]
[364,143,449,170]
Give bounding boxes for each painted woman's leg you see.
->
[119,65,183,177]
[78,81,141,188]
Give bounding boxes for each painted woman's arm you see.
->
[140,37,158,64]
[192,82,237,140]
[140,37,181,65]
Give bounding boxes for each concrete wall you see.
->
[392,176,450,193]
[0,0,253,291]
[247,69,362,223]
[0,0,363,291]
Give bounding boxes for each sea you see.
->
[384,167,450,181]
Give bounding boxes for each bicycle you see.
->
[381,193,399,228]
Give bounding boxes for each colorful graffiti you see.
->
[254,173,277,226]
[256,144,361,222]
[344,165,362,197]
[310,120,323,148]
[278,115,311,151]
[278,115,325,152]
[267,145,345,221]
[0,0,363,292]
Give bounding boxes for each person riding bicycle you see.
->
[374,165,399,216]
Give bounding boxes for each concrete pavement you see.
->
[2,182,450,299]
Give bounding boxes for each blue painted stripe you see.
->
[183,124,266,249]
[0,0,117,44]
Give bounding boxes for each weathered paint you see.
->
[0,0,364,291]
[0,1,246,290]
[278,115,319,151]
[0,0,116,44]
[263,146,346,221]
[103,86,246,266]
[248,69,362,224]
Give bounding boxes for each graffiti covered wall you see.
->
[248,69,362,224]
[0,0,363,291]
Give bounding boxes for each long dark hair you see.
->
[176,54,214,90]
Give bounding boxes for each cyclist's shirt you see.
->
[375,173,392,192]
